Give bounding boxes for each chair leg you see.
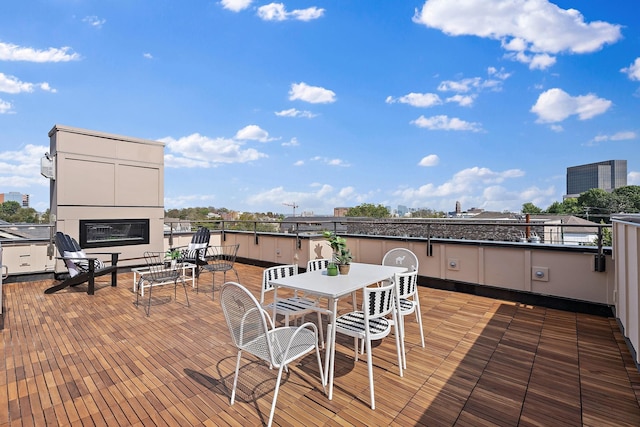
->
[353,336,359,361]
[400,315,407,370]
[393,318,404,378]
[230,351,242,405]
[416,310,425,348]
[268,364,286,427]
[211,272,217,300]
[365,337,375,410]
[146,279,152,317]
[181,276,190,307]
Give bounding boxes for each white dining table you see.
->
[269,262,406,400]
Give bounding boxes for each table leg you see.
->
[272,286,279,323]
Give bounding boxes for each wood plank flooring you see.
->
[1,263,639,426]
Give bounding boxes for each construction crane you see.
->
[283,202,299,217]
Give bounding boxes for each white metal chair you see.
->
[332,281,403,409]
[382,247,419,272]
[135,251,190,316]
[393,270,425,369]
[261,264,325,347]
[220,281,326,427]
[306,258,331,272]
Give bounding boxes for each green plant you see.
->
[165,248,181,260]
[323,231,353,265]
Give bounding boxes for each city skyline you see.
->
[0,1,639,215]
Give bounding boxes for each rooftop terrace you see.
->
[2,264,640,426]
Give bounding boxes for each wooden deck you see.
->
[2,263,640,426]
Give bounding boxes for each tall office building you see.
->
[0,192,30,207]
[566,160,627,198]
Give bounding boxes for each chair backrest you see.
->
[144,251,181,282]
[261,264,298,303]
[306,258,331,272]
[55,232,82,255]
[206,244,239,269]
[363,281,397,321]
[382,248,419,272]
[55,231,101,277]
[221,281,271,356]
[188,227,210,251]
[394,270,418,300]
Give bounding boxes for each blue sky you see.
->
[1,0,639,215]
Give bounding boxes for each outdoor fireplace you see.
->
[80,219,150,249]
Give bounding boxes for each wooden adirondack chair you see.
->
[45,232,119,295]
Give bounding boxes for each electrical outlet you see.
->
[532,266,549,282]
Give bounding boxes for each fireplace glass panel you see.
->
[80,219,150,248]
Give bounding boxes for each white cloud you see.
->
[392,166,529,211]
[385,93,441,108]
[418,154,440,167]
[165,194,218,209]
[282,137,300,147]
[411,115,482,132]
[234,124,275,142]
[160,133,268,167]
[389,68,507,110]
[530,88,612,123]
[294,160,304,166]
[257,3,325,21]
[621,58,640,81]
[220,0,253,12]
[244,183,373,214]
[0,41,80,62]
[438,72,508,93]
[289,82,336,104]
[437,77,482,93]
[258,3,287,20]
[0,72,56,94]
[586,131,637,146]
[0,144,51,187]
[143,53,153,60]
[413,0,622,70]
[445,94,475,107]
[0,98,13,114]
[275,108,317,118]
[82,16,106,28]
[310,156,350,167]
[291,7,325,22]
[245,184,334,207]
[628,172,640,185]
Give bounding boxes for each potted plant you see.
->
[165,248,181,269]
[323,231,353,274]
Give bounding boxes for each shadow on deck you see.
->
[1,263,639,426]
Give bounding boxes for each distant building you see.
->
[397,205,409,217]
[334,207,349,217]
[0,192,30,207]
[566,160,627,198]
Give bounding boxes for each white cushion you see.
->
[63,250,105,276]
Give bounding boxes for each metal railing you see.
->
[163,218,612,256]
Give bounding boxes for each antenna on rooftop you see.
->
[283,202,299,217]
